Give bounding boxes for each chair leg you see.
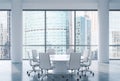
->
[83,66,94,76]
[27,70,34,76]
[27,65,42,77]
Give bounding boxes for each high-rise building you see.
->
[76,16,91,53]
[110,31,120,59]
[46,11,72,54]
[23,11,73,56]
[0,11,10,59]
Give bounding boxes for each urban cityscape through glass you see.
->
[0,11,120,59]
[0,11,10,59]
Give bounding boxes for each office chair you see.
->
[46,48,55,66]
[27,51,41,76]
[68,53,81,79]
[46,48,55,55]
[80,51,94,77]
[32,50,39,62]
[38,53,54,80]
[66,48,74,55]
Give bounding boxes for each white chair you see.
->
[46,48,55,55]
[68,53,81,75]
[27,51,40,76]
[66,48,74,55]
[46,48,55,66]
[32,50,39,62]
[80,51,94,76]
[81,49,89,63]
[38,53,54,80]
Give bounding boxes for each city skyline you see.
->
[0,11,120,59]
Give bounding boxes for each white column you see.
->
[11,0,23,63]
[98,0,109,63]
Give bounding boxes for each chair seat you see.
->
[68,53,81,70]
[80,62,89,67]
[31,62,39,66]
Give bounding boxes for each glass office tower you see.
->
[75,16,91,54]
[46,11,72,54]
[23,11,45,58]
[0,11,10,59]
[75,11,97,59]
[23,11,73,58]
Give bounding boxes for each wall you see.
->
[0,0,120,10]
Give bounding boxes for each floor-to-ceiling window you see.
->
[0,10,120,60]
[23,11,45,58]
[75,11,98,59]
[23,10,98,59]
[46,11,74,54]
[109,11,120,59]
[0,11,10,59]
[23,11,74,58]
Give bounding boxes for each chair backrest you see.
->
[27,52,32,66]
[69,53,81,70]
[32,50,38,62]
[82,49,89,62]
[87,52,93,66]
[39,53,51,70]
[82,51,93,66]
[66,48,74,54]
[83,49,89,58]
[46,48,55,55]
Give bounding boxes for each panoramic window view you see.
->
[109,11,120,59]
[1,11,120,60]
[0,11,10,59]
[22,11,120,59]
[23,11,98,59]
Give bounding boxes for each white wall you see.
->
[0,0,120,9]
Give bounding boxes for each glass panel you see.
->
[23,46,45,59]
[23,11,98,59]
[109,46,120,59]
[23,11,45,59]
[75,11,98,53]
[46,45,74,55]
[46,11,74,45]
[91,46,98,60]
[109,11,120,59]
[0,11,10,59]
[0,46,10,59]
[23,11,45,45]
[46,46,66,55]
[75,46,98,60]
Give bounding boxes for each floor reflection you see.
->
[1,61,120,81]
[12,63,22,81]
[28,73,90,81]
[80,76,89,81]
[98,63,109,81]
[32,75,39,81]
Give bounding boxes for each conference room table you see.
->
[50,55,70,74]
[49,54,83,74]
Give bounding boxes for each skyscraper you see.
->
[76,16,91,53]
[23,11,73,56]
[0,11,10,59]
